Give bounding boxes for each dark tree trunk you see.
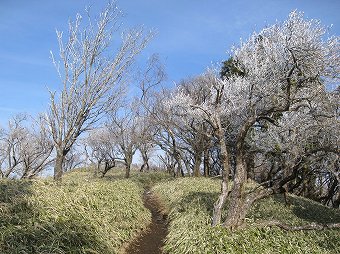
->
[193,151,202,177]
[203,148,210,177]
[125,156,132,178]
[180,167,185,177]
[140,150,150,172]
[333,192,340,209]
[125,164,131,178]
[100,160,115,177]
[173,150,183,177]
[54,150,65,181]
[183,158,191,176]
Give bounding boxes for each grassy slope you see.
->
[153,177,340,254]
[1,171,338,254]
[0,169,156,254]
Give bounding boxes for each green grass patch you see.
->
[153,177,340,254]
[0,170,150,254]
[102,168,174,188]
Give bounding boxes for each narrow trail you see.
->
[125,189,168,254]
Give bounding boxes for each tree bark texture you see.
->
[212,123,231,226]
[54,150,65,181]
[223,152,248,229]
[203,149,210,177]
[125,155,132,178]
[193,151,202,177]
[140,150,150,172]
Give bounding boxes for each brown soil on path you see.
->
[125,189,168,254]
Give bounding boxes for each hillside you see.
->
[0,170,158,253]
[153,178,340,254]
[0,170,339,254]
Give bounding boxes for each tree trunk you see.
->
[21,168,28,179]
[125,164,131,178]
[101,160,115,178]
[54,150,65,181]
[223,149,248,229]
[212,123,230,226]
[140,150,150,172]
[94,161,101,177]
[203,148,210,177]
[332,184,340,208]
[125,156,132,178]
[212,175,229,226]
[183,158,191,176]
[173,150,183,177]
[193,151,202,177]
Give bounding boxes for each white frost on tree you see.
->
[166,11,339,228]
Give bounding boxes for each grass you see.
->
[153,177,340,254]
[103,169,174,189]
[1,169,339,254]
[0,169,153,254]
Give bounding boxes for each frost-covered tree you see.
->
[150,89,189,176]
[107,108,140,178]
[251,88,339,207]
[170,77,214,177]
[0,115,26,178]
[47,1,152,180]
[85,127,118,177]
[137,117,156,172]
[167,70,234,223]
[0,115,53,179]
[137,54,166,172]
[167,11,339,229]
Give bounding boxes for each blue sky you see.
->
[0,0,339,125]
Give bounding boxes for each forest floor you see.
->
[125,189,168,254]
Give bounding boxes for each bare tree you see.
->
[138,119,156,172]
[85,127,119,177]
[152,90,187,177]
[20,117,54,179]
[157,152,176,174]
[139,54,167,100]
[0,115,53,179]
[107,108,140,178]
[175,78,216,177]
[62,144,84,172]
[47,1,152,180]
[0,115,26,178]
[137,54,166,172]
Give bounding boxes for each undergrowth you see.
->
[153,177,340,254]
[0,169,151,254]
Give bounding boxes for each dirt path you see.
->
[125,189,168,254]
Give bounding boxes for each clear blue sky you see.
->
[0,0,339,125]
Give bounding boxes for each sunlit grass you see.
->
[2,170,338,254]
[0,169,151,254]
[153,178,340,254]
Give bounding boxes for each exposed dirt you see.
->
[125,189,168,254]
